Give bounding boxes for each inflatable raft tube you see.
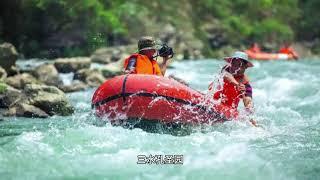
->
[245,50,294,60]
[92,74,237,128]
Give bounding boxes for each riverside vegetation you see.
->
[0,0,319,58]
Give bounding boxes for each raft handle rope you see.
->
[121,74,130,102]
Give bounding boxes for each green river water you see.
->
[0,59,319,180]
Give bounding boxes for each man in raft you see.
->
[123,36,171,76]
[210,51,258,126]
[278,43,299,60]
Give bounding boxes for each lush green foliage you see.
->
[195,0,299,44]
[0,0,318,57]
[0,82,7,94]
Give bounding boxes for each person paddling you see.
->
[123,36,172,76]
[278,43,299,60]
[210,51,258,126]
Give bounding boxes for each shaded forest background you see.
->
[0,0,319,58]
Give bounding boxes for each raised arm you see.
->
[223,71,239,86]
[242,83,258,127]
[159,56,170,75]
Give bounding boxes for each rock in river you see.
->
[24,84,74,116]
[54,57,91,73]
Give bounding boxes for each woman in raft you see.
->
[209,51,258,126]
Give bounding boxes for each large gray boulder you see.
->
[0,83,22,108]
[58,80,88,93]
[33,63,62,86]
[100,67,122,78]
[90,45,135,64]
[5,73,39,89]
[54,57,91,73]
[74,69,106,87]
[24,84,74,116]
[0,43,18,74]
[91,47,122,64]
[100,60,124,78]
[4,103,49,118]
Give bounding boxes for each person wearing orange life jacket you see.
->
[278,43,299,60]
[123,36,172,76]
[210,51,258,126]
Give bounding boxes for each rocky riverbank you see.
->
[0,42,124,118]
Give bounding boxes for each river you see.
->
[1,59,319,180]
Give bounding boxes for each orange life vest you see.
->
[124,53,162,76]
[212,75,249,109]
[279,47,290,54]
[279,47,298,57]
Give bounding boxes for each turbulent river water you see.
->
[1,59,319,180]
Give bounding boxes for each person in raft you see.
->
[209,51,258,126]
[278,42,299,60]
[123,36,172,76]
[247,42,261,53]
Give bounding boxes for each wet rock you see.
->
[33,63,62,86]
[0,43,19,74]
[24,84,74,116]
[4,103,49,118]
[100,68,121,78]
[59,81,88,93]
[5,73,39,89]
[3,107,16,117]
[91,48,121,64]
[0,67,7,81]
[100,56,125,78]
[85,73,106,87]
[0,84,22,108]
[54,57,91,73]
[74,69,97,82]
[91,45,135,64]
[100,66,122,78]
[74,69,106,87]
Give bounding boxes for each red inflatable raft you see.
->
[245,50,295,60]
[92,74,238,126]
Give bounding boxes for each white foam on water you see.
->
[19,131,43,142]
[255,77,301,102]
[213,143,248,163]
[252,61,261,68]
[59,72,74,85]
[16,132,55,155]
[16,58,49,70]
